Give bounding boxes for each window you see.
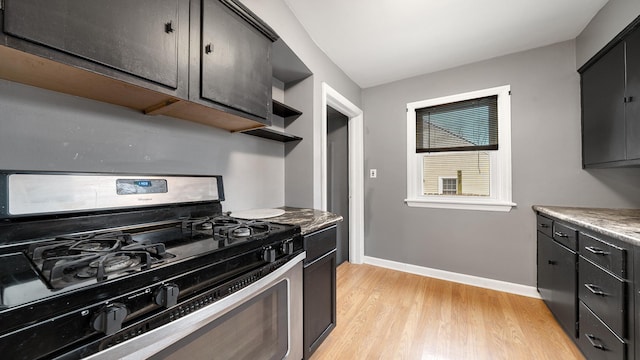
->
[439,177,458,195]
[405,85,514,211]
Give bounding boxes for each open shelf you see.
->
[244,38,310,142]
[242,127,302,142]
[272,99,302,118]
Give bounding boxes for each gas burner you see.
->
[69,239,120,253]
[214,220,272,241]
[182,217,216,232]
[232,226,252,237]
[77,255,141,278]
[211,216,242,225]
[58,231,132,243]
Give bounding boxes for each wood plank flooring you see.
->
[311,262,584,360]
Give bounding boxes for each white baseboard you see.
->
[363,256,540,299]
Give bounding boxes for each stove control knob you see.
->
[92,303,128,335]
[281,240,294,255]
[155,283,180,308]
[262,247,276,263]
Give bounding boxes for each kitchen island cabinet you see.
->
[534,206,639,360]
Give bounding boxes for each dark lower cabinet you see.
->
[537,220,578,338]
[536,211,636,360]
[579,301,627,360]
[303,226,337,360]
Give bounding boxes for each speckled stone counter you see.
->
[269,207,343,235]
[533,205,640,246]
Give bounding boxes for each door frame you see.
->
[320,82,364,264]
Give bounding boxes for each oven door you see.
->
[85,252,304,360]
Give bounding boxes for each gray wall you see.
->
[362,40,640,286]
[576,0,640,68]
[0,79,285,212]
[243,0,362,209]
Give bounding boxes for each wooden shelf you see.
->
[242,99,303,142]
[242,127,302,142]
[272,99,302,118]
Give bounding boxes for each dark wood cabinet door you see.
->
[537,232,555,305]
[582,42,626,166]
[200,0,271,120]
[3,0,183,90]
[537,232,577,338]
[626,27,640,159]
[303,250,336,360]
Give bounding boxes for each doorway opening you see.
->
[321,83,364,264]
[327,106,349,264]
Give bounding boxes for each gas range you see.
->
[0,171,302,360]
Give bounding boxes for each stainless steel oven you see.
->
[0,171,305,360]
[86,252,304,360]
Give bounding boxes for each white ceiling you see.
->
[284,0,609,88]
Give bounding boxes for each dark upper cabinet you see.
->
[0,0,281,132]
[626,28,640,159]
[2,0,189,97]
[581,43,626,166]
[580,22,640,167]
[198,0,272,121]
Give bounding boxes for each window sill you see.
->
[404,198,516,212]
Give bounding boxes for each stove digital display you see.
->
[116,179,168,195]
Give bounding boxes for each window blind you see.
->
[416,95,498,153]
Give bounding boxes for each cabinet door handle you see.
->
[205,44,214,54]
[584,246,609,256]
[553,231,568,238]
[165,21,174,34]
[585,333,607,350]
[624,96,634,103]
[539,223,549,229]
[547,260,557,265]
[584,283,608,297]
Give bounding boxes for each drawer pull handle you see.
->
[584,283,608,297]
[547,260,556,265]
[585,333,607,351]
[539,223,549,228]
[585,246,610,256]
[553,231,568,238]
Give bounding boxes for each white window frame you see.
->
[438,176,458,195]
[405,85,515,212]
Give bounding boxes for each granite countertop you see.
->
[268,206,343,235]
[533,205,640,246]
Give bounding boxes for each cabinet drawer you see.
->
[578,301,626,360]
[536,215,553,238]
[579,256,626,338]
[303,226,337,265]
[553,222,577,251]
[580,233,627,278]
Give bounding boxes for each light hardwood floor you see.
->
[311,262,584,360]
